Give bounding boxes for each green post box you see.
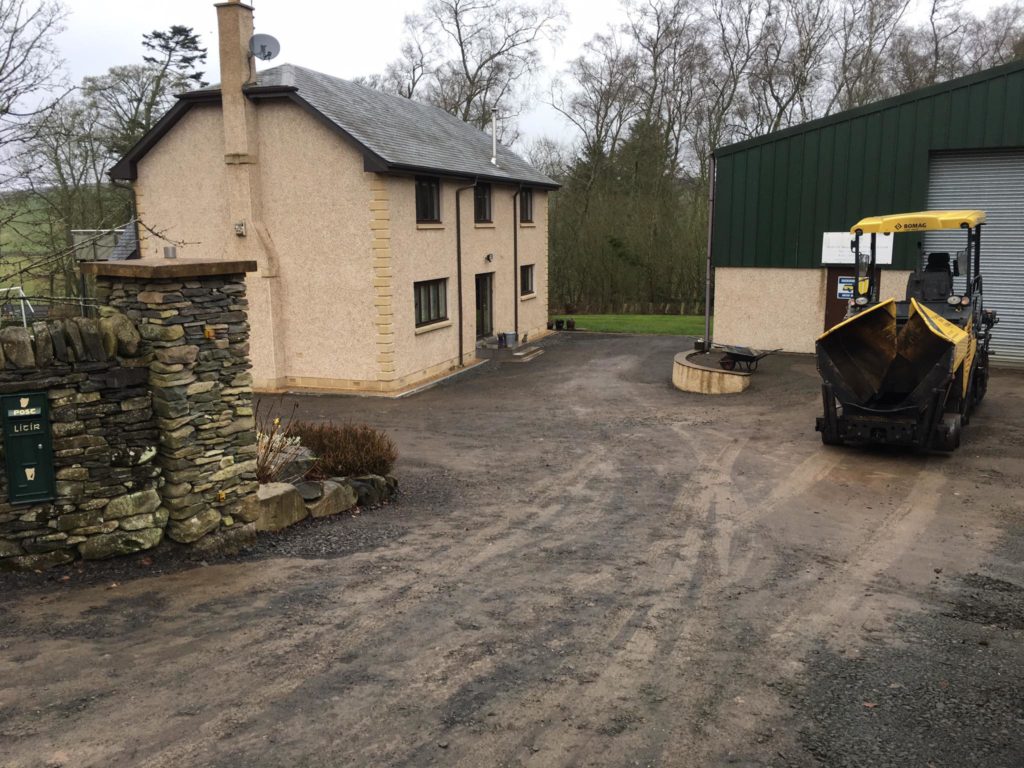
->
[1,392,55,504]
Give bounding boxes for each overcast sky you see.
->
[57,0,1006,146]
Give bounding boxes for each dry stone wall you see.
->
[0,316,161,570]
[0,261,259,571]
[104,273,257,545]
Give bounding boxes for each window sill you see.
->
[414,318,452,335]
[519,222,536,228]
[474,222,496,229]
[417,222,445,230]
[519,292,537,302]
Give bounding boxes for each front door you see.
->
[475,273,493,339]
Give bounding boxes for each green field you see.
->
[551,314,709,336]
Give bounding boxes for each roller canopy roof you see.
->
[850,210,986,234]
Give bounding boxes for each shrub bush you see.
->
[255,398,309,483]
[291,421,397,479]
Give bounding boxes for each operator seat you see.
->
[905,252,952,302]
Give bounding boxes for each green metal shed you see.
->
[712,59,1024,271]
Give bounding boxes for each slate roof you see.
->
[112,62,557,188]
[255,64,556,187]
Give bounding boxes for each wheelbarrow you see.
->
[714,344,780,372]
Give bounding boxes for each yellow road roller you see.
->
[815,210,998,451]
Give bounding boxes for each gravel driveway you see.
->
[2,333,1023,767]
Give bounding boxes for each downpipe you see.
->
[702,153,717,352]
[512,185,521,339]
[455,179,478,367]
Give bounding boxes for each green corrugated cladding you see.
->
[712,60,1024,269]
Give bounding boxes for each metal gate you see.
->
[926,151,1024,365]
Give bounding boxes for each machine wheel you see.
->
[975,359,990,404]
[820,429,841,446]
[933,413,962,452]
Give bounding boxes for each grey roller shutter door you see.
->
[926,151,1024,366]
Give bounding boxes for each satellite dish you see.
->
[249,33,281,62]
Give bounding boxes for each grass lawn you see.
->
[551,313,710,336]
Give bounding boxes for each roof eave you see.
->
[108,89,222,181]
[379,161,560,190]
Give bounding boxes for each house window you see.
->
[520,264,535,296]
[414,278,448,326]
[520,188,534,223]
[474,183,492,223]
[416,176,441,222]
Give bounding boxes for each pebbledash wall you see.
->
[0,259,259,571]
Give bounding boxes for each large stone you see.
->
[119,512,157,531]
[295,481,323,501]
[73,317,108,361]
[189,522,256,557]
[0,326,35,368]
[56,508,106,531]
[104,489,161,520]
[0,550,75,571]
[306,480,358,519]
[155,345,199,365]
[278,445,316,482]
[31,321,54,366]
[351,474,390,506]
[48,320,68,361]
[139,323,185,342]
[63,319,86,360]
[78,528,162,560]
[209,458,257,482]
[249,482,308,532]
[0,539,24,557]
[167,508,221,543]
[98,312,142,358]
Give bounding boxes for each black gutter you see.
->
[512,186,521,339]
[455,180,478,367]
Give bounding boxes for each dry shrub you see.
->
[255,398,308,483]
[291,421,397,479]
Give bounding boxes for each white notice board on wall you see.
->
[821,232,894,265]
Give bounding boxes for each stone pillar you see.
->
[84,259,259,545]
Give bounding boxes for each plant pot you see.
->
[566,319,576,331]
[554,319,565,330]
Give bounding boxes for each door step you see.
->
[511,346,543,362]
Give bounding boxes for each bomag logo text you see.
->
[894,222,927,231]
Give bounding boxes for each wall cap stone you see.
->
[81,258,257,279]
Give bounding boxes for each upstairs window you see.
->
[520,264,535,295]
[414,278,448,327]
[474,183,492,223]
[520,188,534,223]
[416,176,441,222]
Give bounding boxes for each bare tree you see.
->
[824,0,911,112]
[747,0,835,133]
[363,0,567,139]
[0,0,67,181]
[551,32,641,159]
